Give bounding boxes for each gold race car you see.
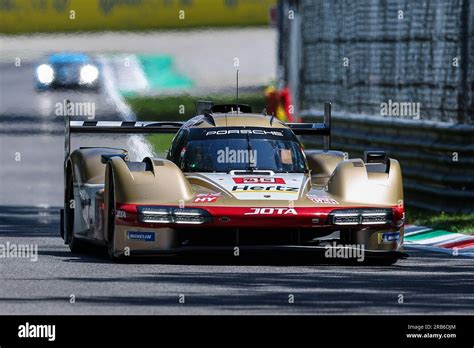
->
[61,102,405,264]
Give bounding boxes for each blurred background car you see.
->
[35,53,100,91]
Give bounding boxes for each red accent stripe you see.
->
[439,238,474,249]
[113,203,402,229]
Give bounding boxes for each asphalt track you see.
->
[1,206,474,315]
[0,44,473,315]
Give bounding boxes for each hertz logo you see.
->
[232,185,298,192]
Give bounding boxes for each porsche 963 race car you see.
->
[61,102,405,264]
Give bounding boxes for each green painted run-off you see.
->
[405,230,453,241]
[138,54,193,91]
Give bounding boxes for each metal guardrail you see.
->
[301,111,474,213]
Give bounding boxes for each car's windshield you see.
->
[178,134,307,173]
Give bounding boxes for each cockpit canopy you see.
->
[168,127,307,173]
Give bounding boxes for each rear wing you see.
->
[65,119,183,159]
[287,102,331,150]
[195,100,331,149]
[64,102,332,158]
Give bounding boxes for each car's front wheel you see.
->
[365,256,399,266]
[105,167,119,260]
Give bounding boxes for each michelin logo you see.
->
[378,231,400,244]
[127,231,155,242]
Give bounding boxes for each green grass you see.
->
[125,93,266,122]
[406,207,474,235]
[147,134,174,156]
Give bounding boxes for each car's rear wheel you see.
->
[65,171,86,253]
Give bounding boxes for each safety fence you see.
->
[279,0,473,124]
[301,110,474,213]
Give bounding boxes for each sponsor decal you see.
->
[378,231,400,244]
[232,185,298,192]
[233,177,286,184]
[307,195,339,205]
[206,129,283,136]
[193,193,221,203]
[127,231,155,242]
[79,189,88,200]
[115,210,126,218]
[244,207,298,215]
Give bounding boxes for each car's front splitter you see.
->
[112,244,408,261]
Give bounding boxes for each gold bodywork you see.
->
[64,113,405,262]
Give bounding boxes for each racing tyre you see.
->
[105,168,119,260]
[65,171,87,253]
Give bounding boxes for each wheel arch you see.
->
[327,158,403,206]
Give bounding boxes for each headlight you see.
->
[174,208,210,224]
[332,213,360,225]
[80,64,99,84]
[139,207,173,224]
[36,64,54,84]
[361,212,390,225]
[329,208,391,226]
[138,207,212,225]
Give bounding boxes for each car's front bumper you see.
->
[115,244,407,259]
[36,80,99,91]
[111,224,405,260]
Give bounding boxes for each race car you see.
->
[35,53,100,91]
[61,102,405,264]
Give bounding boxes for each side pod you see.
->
[327,158,403,206]
[105,157,195,206]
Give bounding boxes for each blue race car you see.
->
[35,53,100,91]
